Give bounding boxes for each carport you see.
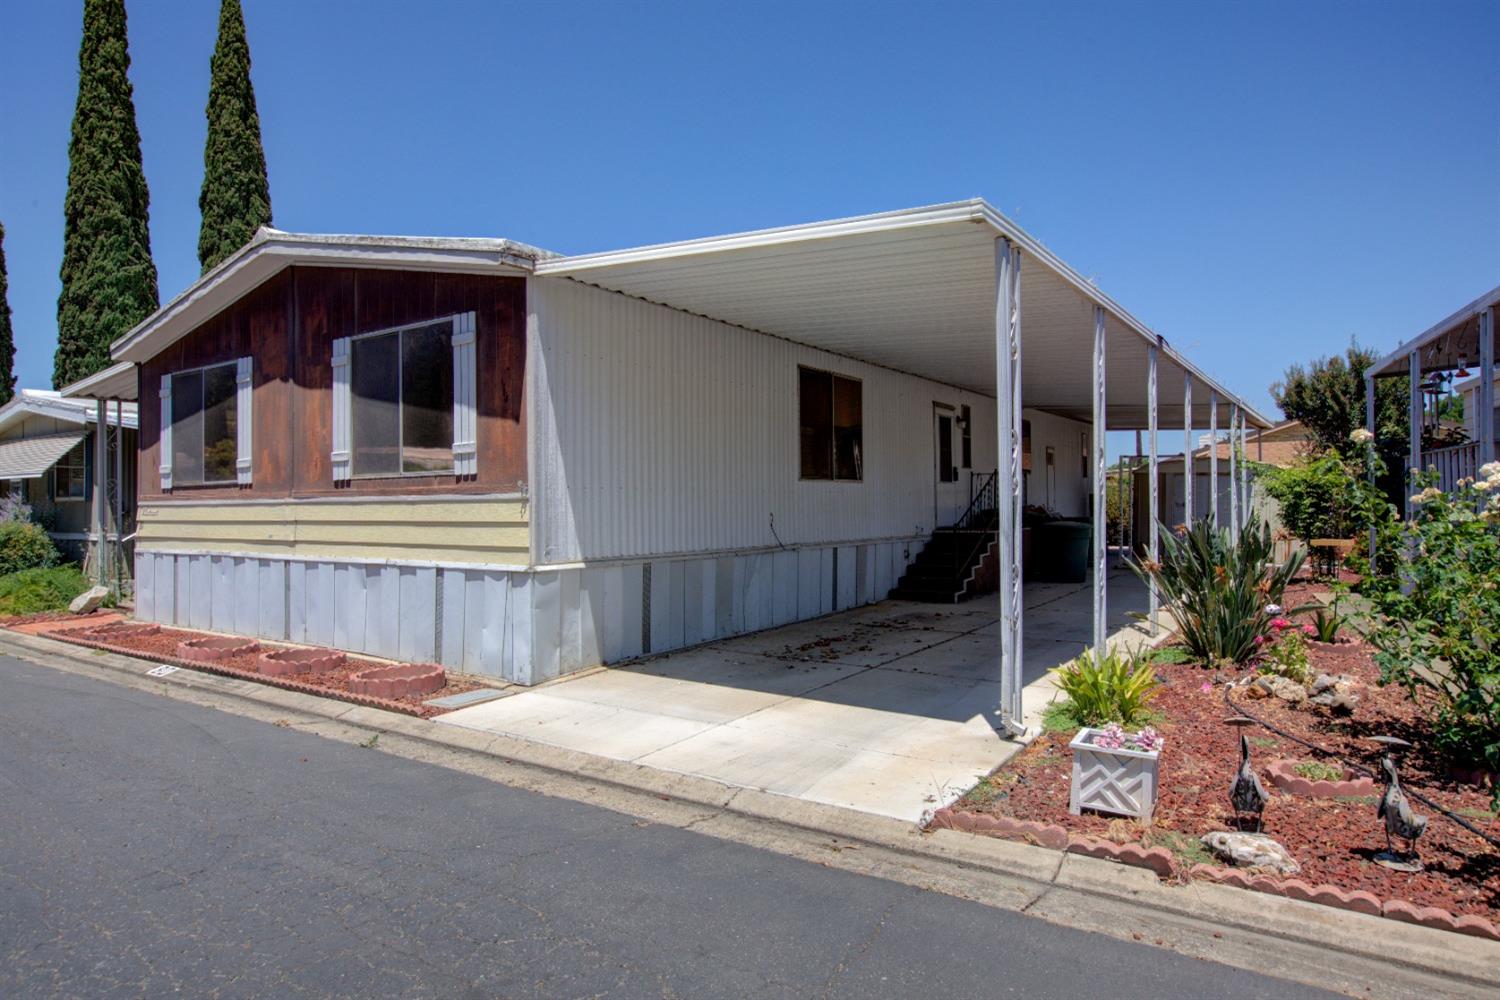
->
[532,200,1272,735]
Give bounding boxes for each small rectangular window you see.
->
[799,367,862,481]
[960,405,972,469]
[351,318,455,477]
[169,361,238,486]
[938,414,955,482]
[54,441,86,500]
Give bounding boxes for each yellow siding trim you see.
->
[137,499,529,564]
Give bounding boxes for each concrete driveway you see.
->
[438,564,1153,821]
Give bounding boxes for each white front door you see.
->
[933,405,964,526]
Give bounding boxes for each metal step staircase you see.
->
[890,471,1002,603]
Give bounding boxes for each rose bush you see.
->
[1369,466,1500,802]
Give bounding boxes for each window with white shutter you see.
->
[162,361,239,486]
[452,312,477,477]
[236,356,253,485]
[337,312,476,480]
[331,337,352,482]
[159,374,173,491]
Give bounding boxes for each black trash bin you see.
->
[1034,519,1092,583]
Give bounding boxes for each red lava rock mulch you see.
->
[37,621,483,718]
[952,580,1500,924]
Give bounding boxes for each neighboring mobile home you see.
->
[1129,419,1313,544]
[75,201,1268,727]
[0,389,136,567]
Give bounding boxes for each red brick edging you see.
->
[258,647,347,678]
[39,630,431,718]
[348,662,445,699]
[926,806,1499,941]
[177,636,262,663]
[1264,759,1379,798]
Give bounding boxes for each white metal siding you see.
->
[531,277,998,564]
[1023,408,1091,518]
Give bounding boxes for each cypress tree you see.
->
[198,0,271,273]
[0,223,15,405]
[54,0,159,389]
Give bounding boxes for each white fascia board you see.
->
[1366,283,1500,381]
[111,233,542,365]
[539,197,1273,428]
[535,199,989,274]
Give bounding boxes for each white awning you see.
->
[537,199,1272,430]
[59,361,139,402]
[0,432,85,480]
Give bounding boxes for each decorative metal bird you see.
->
[1375,753,1428,871]
[1229,732,1268,832]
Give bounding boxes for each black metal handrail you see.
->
[956,470,998,530]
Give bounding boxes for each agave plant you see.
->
[1130,517,1309,665]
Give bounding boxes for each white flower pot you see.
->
[1068,728,1160,820]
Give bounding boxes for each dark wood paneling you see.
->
[138,267,527,501]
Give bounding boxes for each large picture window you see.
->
[351,319,455,476]
[169,361,238,486]
[798,366,862,481]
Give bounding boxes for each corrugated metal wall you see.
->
[133,539,922,686]
[531,278,999,564]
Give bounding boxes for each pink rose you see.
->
[1253,634,1265,646]
[1302,624,1316,636]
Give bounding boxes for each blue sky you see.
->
[2,0,1497,442]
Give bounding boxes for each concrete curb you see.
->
[931,806,1499,941]
[4,628,1497,999]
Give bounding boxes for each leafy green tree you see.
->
[1271,341,1408,456]
[198,0,272,272]
[54,0,159,389]
[0,223,15,404]
[1271,340,1412,507]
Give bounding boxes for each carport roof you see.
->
[537,199,1271,430]
[1366,283,1500,380]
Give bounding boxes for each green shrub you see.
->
[1050,646,1161,727]
[1369,469,1500,805]
[1293,761,1344,782]
[0,520,59,577]
[0,565,91,616]
[1129,517,1308,665]
[1261,454,1375,543]
[1258,628,1311,684]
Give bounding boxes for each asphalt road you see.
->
[0,655,1338,999]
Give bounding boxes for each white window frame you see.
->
[53,441,87,502]
[340,312,475,481]
[164,359,242,488]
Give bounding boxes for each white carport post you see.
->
[1228,405,1240,534]
[1240,412,1251,522]
[1407,351,1421,518]
[995,238,1024,735]
[1480,307,1495,467]
[92,399,107,586]
[1147,341,1159,630]
[1208,393,1219,526]
[1092,305,1108,660]
[1183,373,1194,529]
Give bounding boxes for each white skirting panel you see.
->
[134,538,922,686]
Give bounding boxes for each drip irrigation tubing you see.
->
[1222,683,1500,851]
